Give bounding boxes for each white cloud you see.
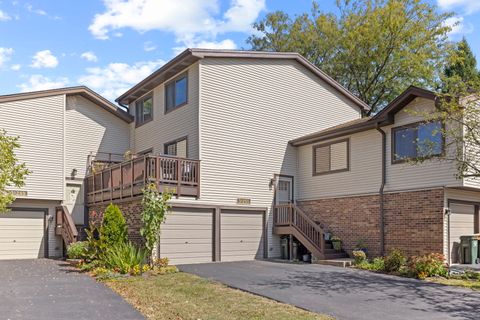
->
[444,16,474,36]
[25,4,47,16]
[173,39,237,55]
[438,0,480,14]
[143,41,156,52]
[0,9,11,21]
[0,47,14,67]
[89,0,265,48]
[31,50,59,68]
[18,74,69,92]
[78,59,165,100]
[11,64,21,71]
[81,51,98,62]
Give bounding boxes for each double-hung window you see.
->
[135,94,153,126]
[313,139,349,175]
[165,73,188,113]
[392,121,443,163]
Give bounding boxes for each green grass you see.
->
[106,272,333,320]
[426,277,480,291]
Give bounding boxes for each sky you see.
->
[0,0,479,101]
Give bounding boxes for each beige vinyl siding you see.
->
[297,130,382,200]
[199,58,362,257]
[130,63,199,158]
[0,95,64,200]
[65,96,130,179]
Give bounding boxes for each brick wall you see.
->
[88,200,144,247]
[298,188,445,258]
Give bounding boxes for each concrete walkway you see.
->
[180,260,480,320]
[0,259,143,320]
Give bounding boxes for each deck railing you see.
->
[86,155,200,205]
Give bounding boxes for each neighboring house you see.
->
[0,87,131,260]
[1,49,478,265]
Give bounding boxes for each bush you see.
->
[407,253,447,279]
[84,222,107,262]
[356,257,385,272]
[67,241,88,259]
[153,257,170,268]
[102,242,147,275]
[384,248,406,273]
[100,204,128,248]
[352,250,367,265]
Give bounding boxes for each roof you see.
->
[0,86,133,123]
[115,48,370,112]
[290,86,437,146]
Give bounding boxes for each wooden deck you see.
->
[86,155,200,205]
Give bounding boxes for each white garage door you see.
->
[221,210,264,262]
[450,203,475,263]
[0,210,46,260]
[159,208,213,265]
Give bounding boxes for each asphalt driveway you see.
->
[180,260,480,320]
[0,259,143,320]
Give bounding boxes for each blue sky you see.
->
[0,0,478,101]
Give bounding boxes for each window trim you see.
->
[135,93,154,127]
[164,72,188,114]
[164,136,188,158]
[312,138,350,176]
[391,120,445,165]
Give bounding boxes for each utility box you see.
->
[460,235,480,264]
[280,237,288,260]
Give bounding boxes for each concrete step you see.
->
[314,258,353,268]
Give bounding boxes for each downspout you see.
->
[376,125,386,256]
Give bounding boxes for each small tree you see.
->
[0,129,30,213]
[100,203,128,247]
[140,184,171,263]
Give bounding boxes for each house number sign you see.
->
[236,198,251,205]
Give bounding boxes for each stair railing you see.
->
[55,206,78,247]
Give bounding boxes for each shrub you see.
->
[67,241,88,259]
[100,204,128,248]
[102,242,147,275]
[84,222,107,262]
[355,257,385,272]
[384,248,406,273]
[352,250,367,265]
[407,253,447,279]
[153,257,170,268]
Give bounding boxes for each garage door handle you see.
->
[240,240,243,243]
[185,241,189,244]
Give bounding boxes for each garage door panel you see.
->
[160,228,212,238]
[160,243,212,254]
[449,203,476,263]
[222,229,263,238]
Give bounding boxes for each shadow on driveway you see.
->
[180,260,480,320]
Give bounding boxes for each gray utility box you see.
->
[459,235,480,264]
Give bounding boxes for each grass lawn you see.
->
[106,272,332,320]
[426,277,480,291]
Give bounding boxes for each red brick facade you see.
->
[299,188,445,257]
[88,201,144,247]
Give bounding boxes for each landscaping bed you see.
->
[105,272,332,320]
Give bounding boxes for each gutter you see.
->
[376,125,386,256]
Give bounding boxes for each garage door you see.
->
[450,203,476,263]
[220,210,264,262]
[0,210,46,260]
[159,208,213,265]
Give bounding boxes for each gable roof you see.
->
[115,48,370,112]
[290,86,437,146]
[0,86,133,123]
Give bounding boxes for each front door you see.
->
[275,176,293,205]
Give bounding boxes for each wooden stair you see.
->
[55,206,78,252]
[273,203,348,261]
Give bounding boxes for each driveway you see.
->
[0,259,143,320]
[180,260,480,320]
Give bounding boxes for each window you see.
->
[164,137,187,158]
[165,73,188,113]
[392,121,443,163]
[135,94,153,126]
[313,139,349,175]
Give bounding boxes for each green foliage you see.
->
[153,257,170,268]
[407,253,447,279]
[0,129,30,213]
[356,257,385,271]
[102,242,147,275]
[84,222,107,261]
[384,248,406,273]
[100,204,127,248]
[67,241,88,259]
[247,0,452,113]
[140,184,172,262]
[352,250,367,265]
[443,38,480,92]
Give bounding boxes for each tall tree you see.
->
[443,38,480,92]
[0,130,30,213]
[248,0,452,114]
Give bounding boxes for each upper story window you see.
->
[165,73,188,113]
[313,139,349,175]
[392,121,443,163]
[164,137,187,158]
[135,94,153,126]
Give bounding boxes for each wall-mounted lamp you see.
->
[269,178,275,190]
[71,168,78,180]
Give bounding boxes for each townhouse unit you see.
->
[1,49,478,265]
